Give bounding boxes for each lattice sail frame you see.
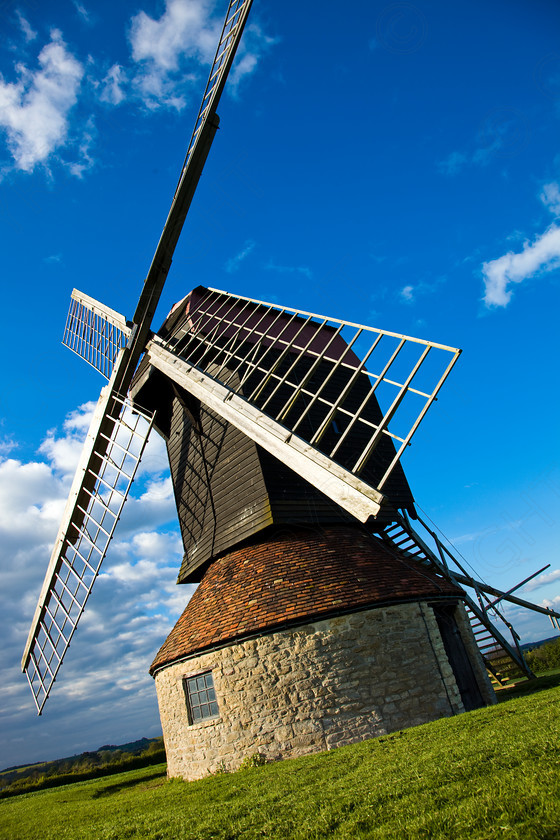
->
[173,0,254,200]
[158,287,461,495]
[63,289,131,379]
[22,389,154,713]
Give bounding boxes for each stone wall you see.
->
[155,601,472,780]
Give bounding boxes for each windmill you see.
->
[22,0,560,776]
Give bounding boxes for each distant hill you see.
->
[521,634,560,652]
[0,736,165,797]
[95,737,155,754]
[1,738,155,774]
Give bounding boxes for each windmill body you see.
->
[126,286,494,778]
[21,0,560,780]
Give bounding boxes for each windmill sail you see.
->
[130,0,255,354]
[22,0,255,712]
[141,286,461,523]
[22,382,154,713]
[63,289,131,379]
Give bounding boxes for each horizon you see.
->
[1,735,162,774]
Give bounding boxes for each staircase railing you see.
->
[374,511,559,680]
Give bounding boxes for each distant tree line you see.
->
[525,636,560,673]
[0,738,166,798]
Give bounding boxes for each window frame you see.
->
[182,670,220,724]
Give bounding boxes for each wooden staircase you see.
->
[375,515,534,680]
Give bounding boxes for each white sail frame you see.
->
[22,380,154,713]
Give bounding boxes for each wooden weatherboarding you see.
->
[22,0,560,728]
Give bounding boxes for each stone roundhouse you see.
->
[151,524,495,779]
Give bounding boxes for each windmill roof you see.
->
[150,525,463,675]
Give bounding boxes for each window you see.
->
[183,671,219,723]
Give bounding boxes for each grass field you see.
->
[1,675,559,840]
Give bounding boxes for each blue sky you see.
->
[1,0,559,770]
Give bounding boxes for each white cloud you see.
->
[65,401,97,434]
[16,12,37,43]
[128,0,275,109]
[99,64,128,106]
[73,1,93,26]
[541,594,560,611]
[38,432,84,476]
[137,428,170,477]
[225,238,255,272]
[129,0,220,109]
[130,0,217,70]
[0,2,275,176]
[437,151,467,176]
[540,181,560,217]
[228,22,279,95]
[116,474,177,540]
[229,52,258,90]
[451,526,498,546]
[482,225,560,307]
[265,259,313,280]
[67,115,96,177]
[0,30,84,172]
[132,530,183,560]
[38,401,95,476]
[398,276,445,304]
[0,436,17,454]
[102,557,164,586]
[0,458,63,551]
[438,109,527,177]
[0,0,277,182]
[522,568,560,592]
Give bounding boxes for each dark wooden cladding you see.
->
[170,399,365,583]
[168,397,272,582]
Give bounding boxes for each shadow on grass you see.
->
[495,670,560,702]
[92,771,166,799]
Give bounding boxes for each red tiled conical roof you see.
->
[150,524,462,674]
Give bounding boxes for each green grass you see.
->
[1,681,559,840]
[495,670,560,701]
